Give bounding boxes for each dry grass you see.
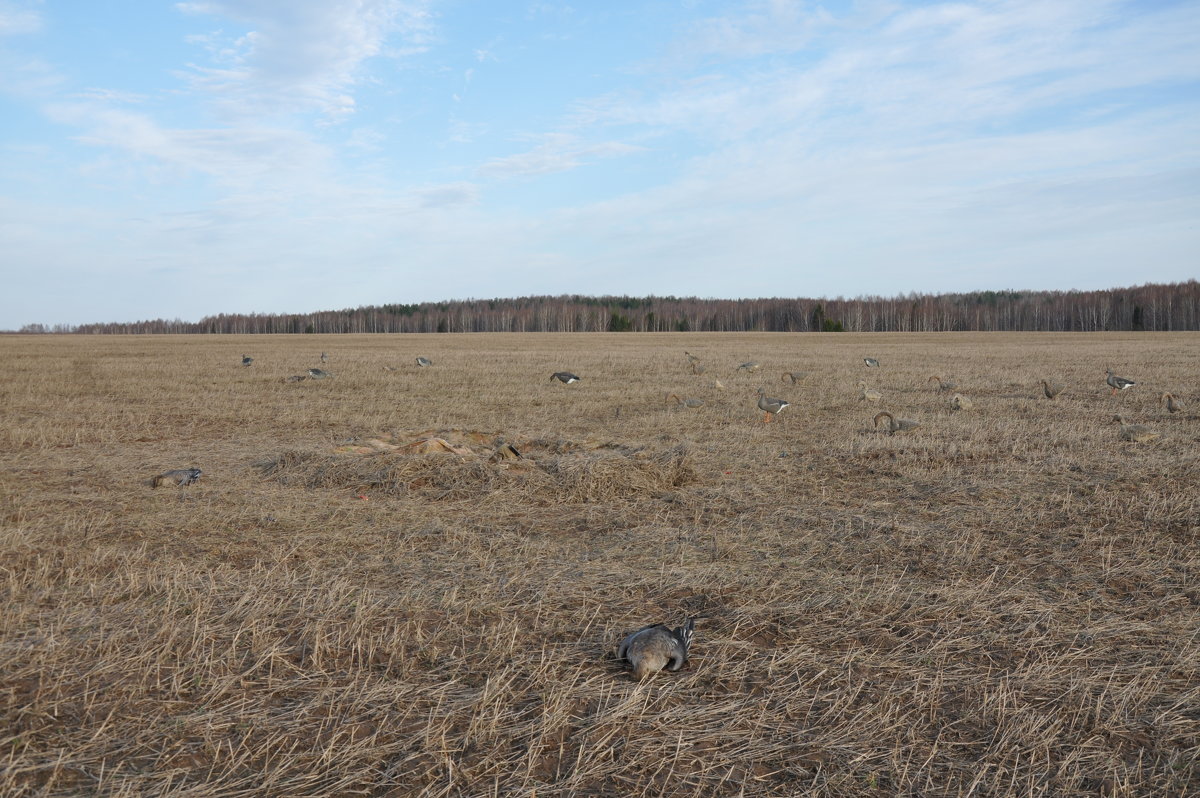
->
[1,331,1198,797]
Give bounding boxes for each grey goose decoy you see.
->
[928,375,957,393]
[857,381,882,402]
[618,619,695,680]
[737,361,761,373]
[863,357,879,368]
[1041,380,1064,400]
[550,371,581,384]
[756,387,789,422]
[320,351,328,363]
[241,354,253,367]
[416,356,433,367]
[151,468,203,488]
[874,411,919,435]
[1106,368,1136,395]
[1161,393,1184,414]
[307,367,333,379]
[950,393,974,411]
[666,392,704,408]
[1113,415,1159,442]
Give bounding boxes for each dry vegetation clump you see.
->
[1,331,1198,797]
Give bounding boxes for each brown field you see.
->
[1,332,1198,797]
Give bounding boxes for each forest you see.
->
[16,280,1200,335]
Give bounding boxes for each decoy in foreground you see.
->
[1161,393,1184,414]
[863,358,880,368]
[929,375,957,393]
[1041,380,1064,400]
[857,381,882,402]
[618,619,695,680]
[756,387,789,422]
[151,468,203,488]
[550,372,581,384]
[1113,415,1159,442]
[666,393,704,408]
[307,368,333,379]
[241,354,253,367]
[416,356,433,367]
[874,411,920,435]
[950,393,974,411]
[1106,368,1136,395]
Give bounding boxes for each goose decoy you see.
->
[950,393,974,411]
[874,411,919,435]
[756,387,789,422]
[863,358,879,368]
[320,351,328,363]
[928,375,957,393]
[1106,368,1136,395]
[781,371,808,384]
[1041,380,1064,400]
[666,393,704,408]
[307,367,333,379]
[857,381,882,402]
[1161,393,1184,414]
[416,356,433,367]
[685,351,701,364]
[241,354,253,367]
[550,371,581,384]
[618,619,695,680]
[1113,415,1159,442]
[151,468,202,488]
[737,361,761,373]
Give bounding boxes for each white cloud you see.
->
[0,1,40,36]
[478,134,642,179]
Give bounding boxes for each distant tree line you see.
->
[15,280,1200,335]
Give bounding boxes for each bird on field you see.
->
[1041,380,1064,400]
[550,371,581,384]
[929,375,957,393]
[685,351,701,364]
[756,387,789,422]
[666,392,704,409]
[691,362,707,375]
[416,356,433,367]
[857,381,882,402]
[1106,368,1136,395]
[151,468,203,488]
[781,371,808,384]
[241,354,253,367]
[863,357,880,368]
[490,439,522,462]
[320,351,328,363]
[950,393,974,411]
[737,361,761,373]
[307,367,333,379]
[618,618,695,680]
[874,411,920,435]
[1113,415,1159,443]
[1161,393,1184,414]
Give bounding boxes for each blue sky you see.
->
[1,1,1197,328]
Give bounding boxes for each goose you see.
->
[685,351,701,364]
[1041,380,1064,400]
[241,354,253,367]
[737,361,761,373]
[1106,368,1136,395]
[307,368,333,379]
[320,352,328,363]
[756,387,789,422]
[863,358,880,368]
[416,356,433,367]
[874,411,919,435]
[550,371,581,384]
[1113,415,1159,442]
[691,363,707,375]
[781,371,808,384]
[950,393,974,411]
[857,381,882,402]
[928,375,957,393]
[618,619,695,680]
[1161,393,1184,414]
[151,468,202,488]
[666,393,704,408]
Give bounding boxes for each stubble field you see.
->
[1,332,1197,797]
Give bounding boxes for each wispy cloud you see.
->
[478,134,642,178]
[0,1,41,36]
